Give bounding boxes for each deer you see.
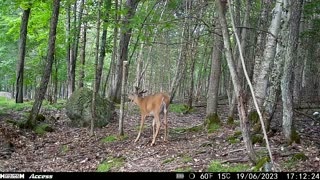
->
[128,86,170,146]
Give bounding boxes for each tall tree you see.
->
[206,18,223,119]
[109,0,140,103]
[251,0,283,112]
[281,0,303,143]
[16,7,31,103]
[91,0,112,136]
[68,0,85,98]
[78,22,87,88]
[27,0,60,128]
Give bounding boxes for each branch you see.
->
[236,26,278,39]
[294,109,317,121]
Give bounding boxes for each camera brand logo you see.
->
[0,173,25,179]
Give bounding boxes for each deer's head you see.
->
[128,86,147,102]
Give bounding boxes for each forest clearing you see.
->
[1,0,320,174]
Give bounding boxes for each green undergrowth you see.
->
[169,104,194,114]
[170,124,203,134]
[101,134,128,143]
[97,156,126,172]
[208,160,250,172]
[0,97,65,112]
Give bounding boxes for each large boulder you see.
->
[0,92,12,99]
[66,87,114,128]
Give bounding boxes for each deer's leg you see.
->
[152,117,156,140]
[135,115,146,143]
[151,114,161,146]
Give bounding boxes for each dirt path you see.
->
[0,105,319,172]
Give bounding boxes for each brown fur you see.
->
[128,92,170,146]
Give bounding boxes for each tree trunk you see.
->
[216,0,257,164]
[281,0,302,143]
[66,3,71,97]
[53,58,58,103]
[119,61,128,136]
[206,19,222,117]
[169,18,187,103]
[251,0,283,111]
[109,0,140,103]
[135,43,144,88]
[16,8,31,103]
[79,22,87,88]
[293,10,305,105]
[251,0,271,91]
[106,0,119,98]
[27,0,60,128]
[68,0,85,98]
[96,0,111,95]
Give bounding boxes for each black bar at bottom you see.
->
[0,172,319,180]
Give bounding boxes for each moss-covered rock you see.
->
[66,87,114,128]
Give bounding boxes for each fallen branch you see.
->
[222,148,246,156]
[293,109,317,121]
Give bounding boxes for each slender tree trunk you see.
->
[293,10,305,105]
[96,0,111,95]
[53,58,58,103]
[68,0,84,97]
[27,0,60,128]
[216,0,257,163]
[106,0,119,98]
[281,0,302,143]
[169,19,187,103]
[135,43,144,88]
[206,19,223,117]
[16,8,31,103]
[66,3,71,97]
[91,0,102,136]
[79,22,87,88]
[119,61,128,136]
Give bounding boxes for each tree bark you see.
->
[16,8,31,103]
[105,0,119,98]
[79,22,87,88]
[281,0,302,143]
[90,0,102,136]
[251,0,283,111]
[27,0,60,128]
[68,0,85,98]
[169,10,188,103]
[119,61,128,136]
[216,0,257,164]
[109,0,140,103]
[66,3,71,97]
[206,19,222,116]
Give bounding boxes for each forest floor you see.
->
[0,100,320,172]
